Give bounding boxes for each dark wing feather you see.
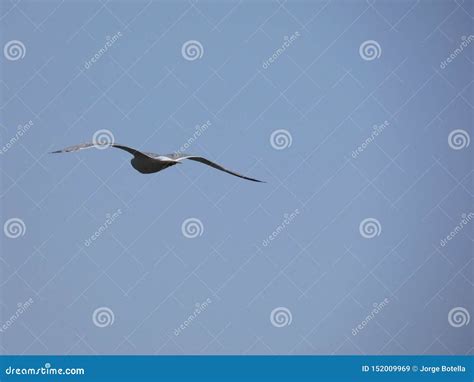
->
[176,155,265,183]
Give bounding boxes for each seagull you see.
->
[50,143,265,183]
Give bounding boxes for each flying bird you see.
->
[50,143,264,183]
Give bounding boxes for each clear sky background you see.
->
[1,0,473,355]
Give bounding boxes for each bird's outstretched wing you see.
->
[173,154,265,183]
[50,143,152,158]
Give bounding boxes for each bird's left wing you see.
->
[50,142,97,153]
[50,143,151,158]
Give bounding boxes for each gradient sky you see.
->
[1,0,473,355]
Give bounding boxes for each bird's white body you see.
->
[130,155,179,174]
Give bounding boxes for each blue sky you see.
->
[1,0,472,355]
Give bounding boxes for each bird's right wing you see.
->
[176,155,265,183]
